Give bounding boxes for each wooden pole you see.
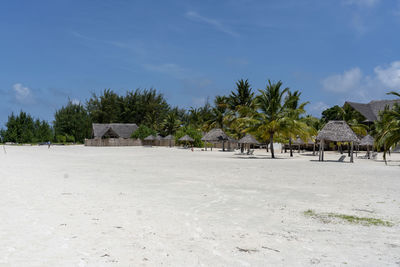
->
[350,141,354,163]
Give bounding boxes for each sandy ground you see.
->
[0,145,399,267]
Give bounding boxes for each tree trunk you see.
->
[289,138,293,157]
[350,141,354,163]
[348,143,351,157]
[270,133,275,158]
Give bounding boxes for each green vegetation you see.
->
[0,79,398,153]
[0,111,52,143]
[54,100,91,143]
[304,209,393,227]
[175,126,203,147]
[131,125,157,140]
[374,91,400,164]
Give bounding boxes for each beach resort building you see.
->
[344,99,400,123]
[85,123,140,146]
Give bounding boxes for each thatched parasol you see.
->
[179,135,194,142]
[317,121,359,143]
[201,128,229,142]
[359,134,374,159]
[238,134,260,144]
[144,135,156,141]
[359,134,374,146]
[317,121,360,162]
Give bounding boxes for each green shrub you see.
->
[175,126,203,147]
[131,125,157,140]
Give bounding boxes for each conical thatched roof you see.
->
[359,134,374,146]
[163,134,174,140]
[201,128,230,142]
[238,134,260,144]
[179,135,194,142]
[317,121,359,142]
[144,135,156,141]
[155,134,163,140]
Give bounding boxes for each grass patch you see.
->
[304,209,393,227]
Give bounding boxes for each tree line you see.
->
[0,80,399,159]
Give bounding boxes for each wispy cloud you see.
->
[185,11,239,37]
[13,83,34,104]
[343,0,380,7]
[143,63,187,78]
[71,31,147,56]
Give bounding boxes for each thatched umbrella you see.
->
[316,121,360,162]
[201,128,230,151]
[163,134,174,147]
[238,134,260,153]
[144,135,156,146]
[359,134,374,159]
[179,135,194,147]
[292,137,315,153]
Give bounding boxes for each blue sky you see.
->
[1,0,400,126]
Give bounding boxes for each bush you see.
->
[131,125,157,140]
[175,126,203,147]
[56,135,67,143]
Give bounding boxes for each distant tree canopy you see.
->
[1,111,52,143]
[53,100,91,143]
[86,89,171,130]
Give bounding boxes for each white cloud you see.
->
[185,11,239,37]
[13,83,33,103]
[322,68,362,93]
[321,61,400,102]
[374,61,400,89]
[344,0,380,7]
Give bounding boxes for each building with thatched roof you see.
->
[345,100,400,122]
[162,134,175,147]
[85,123,140,146]
[317,121,359,162]
[92,123,138,139]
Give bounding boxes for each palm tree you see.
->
[203,96,228,131]
[162,112,181,136]
[283,90,309,157]
[374,91,400,164]
[251,80,290,158]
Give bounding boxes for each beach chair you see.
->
[247,149,254,155]
[338,155,346,162]
[371,152,378,160]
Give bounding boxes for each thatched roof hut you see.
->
[201,128,230,142]
[317,121,359,162]
[359,134,374,146]
[238,134,260,144]
[317,121,359,142]
[345,99,400,122]
[179,135,194,142]
[92,123,138,139]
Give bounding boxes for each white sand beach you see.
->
[0,145,399,266]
